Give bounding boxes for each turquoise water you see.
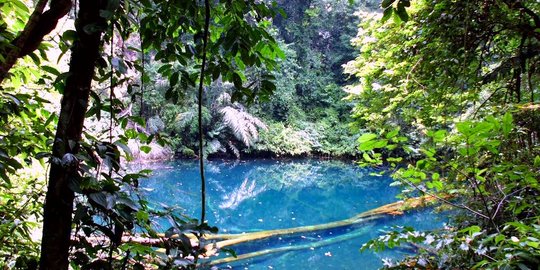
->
[140,159,446,269]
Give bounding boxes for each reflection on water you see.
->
[220,178,266,209]
[141,159,446,270]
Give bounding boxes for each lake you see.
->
[140,159,446,269]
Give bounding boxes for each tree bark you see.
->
[39,1,108,269]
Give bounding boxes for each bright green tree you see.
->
[0,0,281,268]
[346,0,540,268]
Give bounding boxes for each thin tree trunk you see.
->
[197,0,211,224]
[39,1,108,269]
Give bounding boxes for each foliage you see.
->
[140,78,269,158]
[0,1,59,267]
[0,0,283,269]
[254,122,315,156]
[254,113,358,157]
[249,1,361,157]
[220,103,267,147]
[346,0,540,268]
[135,0,362,159]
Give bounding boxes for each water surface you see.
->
[141,159,446,269]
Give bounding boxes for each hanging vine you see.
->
[139,13,145,118]
[198,0,211,224]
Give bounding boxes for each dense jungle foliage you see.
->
[138,0,363,159]
[347,0,540,269]
[0,0,539,269]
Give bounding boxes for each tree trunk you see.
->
[39,1,108,269]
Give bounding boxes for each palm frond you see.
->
[220,106,267,147]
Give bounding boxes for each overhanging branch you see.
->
[481,47,540,85]
[0,0,72,84]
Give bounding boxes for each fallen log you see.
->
[200,195,438,256]
[79,195,441,265]
[206,224,375,266]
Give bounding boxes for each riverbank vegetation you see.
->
[347,1,540,268]
[0,0,539,269]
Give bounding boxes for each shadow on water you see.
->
[140,159,448,270]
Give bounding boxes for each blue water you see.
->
[140,159,446,269]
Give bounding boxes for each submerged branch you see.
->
[78,196,441,265]
[166,196,438,256]
[206,224,376,266]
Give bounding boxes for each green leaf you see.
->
[382,7,393,22]
[157,64,172,74]
[10,0,30,14]
[358,133,377,143]
[170,71,179,87]
[395,4,409,22]
[140,145,151,154]
[456,121,473,136]
[495,234,505,244]
[385,128,400,139]
[42,65,60,76]
[88,192,115,210]
[428,129,447,142]
[459,225,481,235]
[232,72,243,89]
[114,141,133,160]
[358,139,387,151]
[534,156,540,167]
[362,152,373,162]
[502,112,513,137]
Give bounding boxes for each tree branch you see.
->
[0,0,72,84]
[481,47,540,85]
[511,1,540,28]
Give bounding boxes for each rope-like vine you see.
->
[109,23,114,145]
[139,14,145,117]
[198,0,211,224]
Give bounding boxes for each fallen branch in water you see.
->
[206,223,376,266]
[198,195,440,264]
[78,195,441,265]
